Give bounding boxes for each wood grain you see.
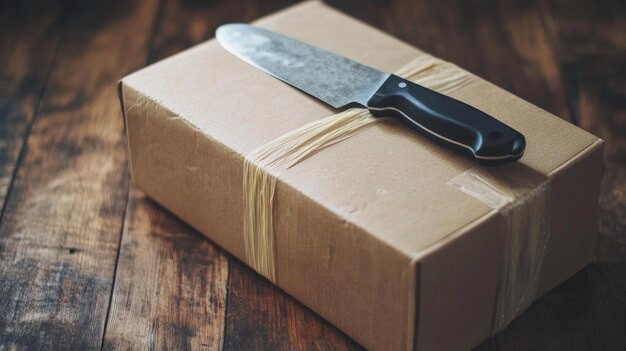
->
[540,0,626,160]
[0,0,624,350]
[102,191,229,350]
[223,259,363,351]
[0,1,61,219]
[0,0,159,349]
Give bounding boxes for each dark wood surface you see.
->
[0,0,624,350]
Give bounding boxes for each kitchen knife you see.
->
[216,24,525,165]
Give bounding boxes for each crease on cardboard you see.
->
[127,96,204,136]
[120,82,219,192]
[243,53,474,283]
[447,164,552,334]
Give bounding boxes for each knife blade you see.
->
[216,23,525,165]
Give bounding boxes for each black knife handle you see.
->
[367,75,525,166]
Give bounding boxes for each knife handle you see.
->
[367,75,525,166]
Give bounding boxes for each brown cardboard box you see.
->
[118,1,604,350]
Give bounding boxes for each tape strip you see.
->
[243,54,474,282]
[448,164,552,333]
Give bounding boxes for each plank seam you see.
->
[221,258,233,350]
[0,38,61,224]
[99,186,131,351]
[99,1,165,349]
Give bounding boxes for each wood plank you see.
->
[540,0,626,156]
[597,164,626,263]
[0,1,159,349]
[102,191,229,350]
[495,0,571,120]
[223,259,364,351]
[0,1,62,217]
[495,264,626,350]
[100,0,239,349]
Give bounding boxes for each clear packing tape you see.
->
[448,165,551,333]
[243,53,551,334]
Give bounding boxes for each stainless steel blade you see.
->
[216,24,390,108]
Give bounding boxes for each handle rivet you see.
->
[398,82,407,88]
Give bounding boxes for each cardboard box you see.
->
[118,1,604,350]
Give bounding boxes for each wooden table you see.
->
[1,0,624,349]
